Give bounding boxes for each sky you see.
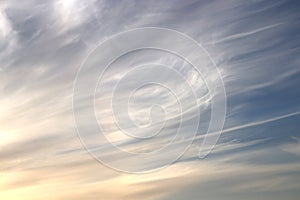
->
[1,0,300,199]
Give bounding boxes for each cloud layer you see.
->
[1,0,300,199]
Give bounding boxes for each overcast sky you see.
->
[1,0,300,200]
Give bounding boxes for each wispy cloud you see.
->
[1,0,300,199]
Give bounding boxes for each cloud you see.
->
[280,137,300,156]
[1,0,300,199]
[212,23,283,44]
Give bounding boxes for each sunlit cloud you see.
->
[1,0,300,199]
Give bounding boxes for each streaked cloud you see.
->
[1,0,300,199]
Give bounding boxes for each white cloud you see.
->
[281,137,300,156]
